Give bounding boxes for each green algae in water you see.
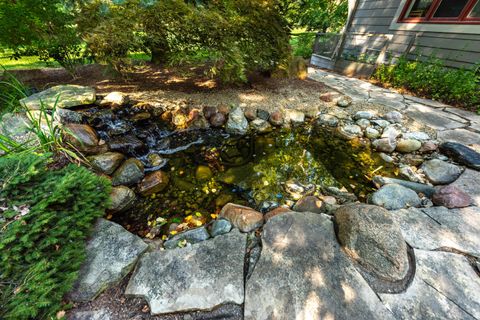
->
[113,127,394,238]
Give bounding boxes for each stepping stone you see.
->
[437,129,480,147]
[19,85,96,110]
[244,212,394,320]
[69,219,148,302]
[450,169,480,206]
[390,207,480,258]
[405,103,467,131]
[380,250,480,320]
[125,229,246,315]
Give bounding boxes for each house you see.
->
[311,0,480,76]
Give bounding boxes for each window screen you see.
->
[407,0,434,17]
[433,0,470,17]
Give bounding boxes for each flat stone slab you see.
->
[390,207,480,258]
[437,129,480,147]
[451,169,480,206]
[69,219,148,302]
[20,85,96,110]
[380,249,480,320]
[244,212,394,320]
[70,309,111,320]
[405,103,467,131]
[125,229,246,315]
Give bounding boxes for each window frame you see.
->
[398,0,480,24]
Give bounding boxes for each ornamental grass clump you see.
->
[0,154,110,319]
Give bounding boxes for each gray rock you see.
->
[371,183,421,210]
[398,165,423,183]
[88,152,125,175]
[380,249,480,320]
[365,127,381,139]
[293,195,324,213]
[69,219,148,302]
[284,109,305,125]
[335,204,409,281]
[244,212,394,320]
[379,153,395,163]
[257,109,270,121]
[373,176,435,197]
[422,159,463,185]
[211,219,232,237]
[337,124,363,140]
[226,107,248,135]
[354,110,376,120]
[390,207,480,258]
[440,142,480,170]
[111,158,144,186]
[381,126,401,139]
[70,309,111,320]
[108,186,136,212]
[0,113,33,145]
[20,85,96,110]
[432,185,472,208]
[316,114,339,127]
[163,226,210,249]
[55,108,83,124]
[395,139,422,153]
[403,131,430,141]
[125,229,246,314]
[249,118,272,133]
[372,119,390,128]
[356,118,371,129]
[384,111,403,123]
[450,169,480,206]
[336,98,351,107]
[372,138,396,153]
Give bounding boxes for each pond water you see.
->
[84,107,394,238]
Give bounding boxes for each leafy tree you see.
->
[0,0,82,74]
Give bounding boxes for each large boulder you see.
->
[244,212,394,320]
[422,159,463,185]
[219,203,263,232]
[20,85,96,110]
[371,183,421,210]
[111,158,144,186]
[125,229,246,314]
[69,219,148,302]
[334,204,409,281]
[226,107,248,135]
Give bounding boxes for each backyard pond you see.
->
[83,107,395,238]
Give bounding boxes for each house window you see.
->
[399,0,480,23]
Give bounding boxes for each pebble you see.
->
[356,119,371,129]
[210,219,233,237]
[269,110,284,126]
[372,138,396,153]
[354,111,376,120]
[422,159,463,185]
[370,183,421,210]
[384,111,403,123]
[396,139,422,153]
[372,119,390,128]
[432,185,472,208]
[336,98,350,108]
[403,131,430,141]
[381,126,401,140]
[250,119,272,133]
[257,109,270,121]
[336,124,363,140]
[210,112,226,127]
[316,114,339,127]
[284,110,305,125]
[164,227,210,249]
[419,141,438,153]
[365,127,381,139]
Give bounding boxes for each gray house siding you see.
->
[340,0,480,69]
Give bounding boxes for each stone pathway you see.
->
[308,68,480,150]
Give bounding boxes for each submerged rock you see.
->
[432,185,472,208]
[220,203,263,232]
[293,195,324,213]
[126,229,246,314]
[226,107,248,135]
[108,186,136,212]
[163,227,210,249]
[335,204,409,281]
[69,219,148,302]
[20,85,96,110]
[195,165,213,181]
[111,158,145,186]
[138,171,169,196]
[439,142,480,170]
[88,152,124,175]
[422,159,463,185]
[371,183,421,210]
[354,110,376,120]
[108,135,145,153]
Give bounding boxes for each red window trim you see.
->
[398,0,480,24]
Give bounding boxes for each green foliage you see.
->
[290,33,316,59]
[77,0,290,83]
[278,0,348,32]
[0,0,82,75]
[0,69,29,117]
[0,153,111,319]
[373,56,480,110]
